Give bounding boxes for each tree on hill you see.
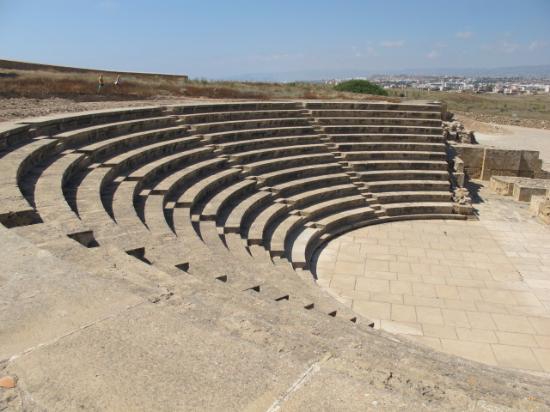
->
[334,79,388,96]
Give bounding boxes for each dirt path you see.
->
[0,96,222,123]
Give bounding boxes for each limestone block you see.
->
[454,157,464,174]
[537,198,550,224]
[530,195,547,214]
[452,144,484,179]
[489,176,521,196]
[512,184,548,202]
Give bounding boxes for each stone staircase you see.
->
[0,101,468,330]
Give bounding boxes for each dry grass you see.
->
[0,67,399,102]
[394,88,550,125]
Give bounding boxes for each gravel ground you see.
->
[455,110,550,130]
[475,124,550,170]
[0,96,220,123]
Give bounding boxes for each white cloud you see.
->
[380,40,404,48]
[529,40,549,51]
[426,50,439,59]
[252,53,304,62]
[500,41,519,54]
[351,45,378,58]
[456,31,473,39]
[481,40,522,54]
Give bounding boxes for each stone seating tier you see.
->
[0,101,465,334]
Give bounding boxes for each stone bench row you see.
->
[0,101,457,327]
[190,117,311,134]
[321,125,442,136]
[328,133,444,143]
[65,126,349,318]
[490,175,550,202]
[314,117,441,127]
[304,102,441,112]
[308,109,441,119]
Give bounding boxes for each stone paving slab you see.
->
[315,182,550,373]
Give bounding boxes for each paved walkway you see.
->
[315,182,550,373]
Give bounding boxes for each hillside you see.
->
[0,59,396,102]
[1,60,549,129]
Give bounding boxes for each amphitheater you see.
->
[1,100,550,410]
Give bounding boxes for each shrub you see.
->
[334,79,388,96]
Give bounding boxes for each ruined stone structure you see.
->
[1,101,549,410]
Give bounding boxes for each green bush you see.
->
[334,79,388,96]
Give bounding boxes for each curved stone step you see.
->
[223,191,274,234]
[33,152,91,230]
[314,206,376,232]
[112,180,147,232]
[192,117,309,134]
[322,125,442,136]
[335,141,445,152]
[305,102,441,112]
[155,157,226,196]
[375,190,452,204]
[285,184,360,208]
[256,163,343,186]
[102,135,202,171]
[247,203,289,245]
[273,173,351,198]
[328,133,444,143]
[357,170,450,182]
[242,153,335,175]
[0,138,59,227]
[22,106,165,137]
[171,101,301,115]
[204,126,315,144]
[382,201,456,216]
[290,227,324,269]
[300,195,367,220]
[349,160,448,171]
[309,109,441,119]
[230,144,328,164]
[201,179,258,221]
[143,194,174,237]
[365,179,451,192]
[176,169,241,210]
[215,135,319,154]
[78,125,189,162]
[268,214,307,256]
[316,117,441,127]
[343,150,446,161]
[181,109,307,124]
[54,115,178,148]
[126,147,212,183]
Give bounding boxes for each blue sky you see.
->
[1,0,549,79]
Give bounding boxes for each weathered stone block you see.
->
[513,183,548,202]
[489,176,521,196]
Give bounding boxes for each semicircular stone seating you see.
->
[0,101,468,328]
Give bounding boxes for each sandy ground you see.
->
[455,110,550,130]
[474,124,550,170]
[0,97,220,123]
[454,114,505,134]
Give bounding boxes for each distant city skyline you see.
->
[1,0,549,80]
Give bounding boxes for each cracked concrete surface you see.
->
[2,222,550,411]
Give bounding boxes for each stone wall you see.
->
[0,58,189,81]
[451,143,544,180]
